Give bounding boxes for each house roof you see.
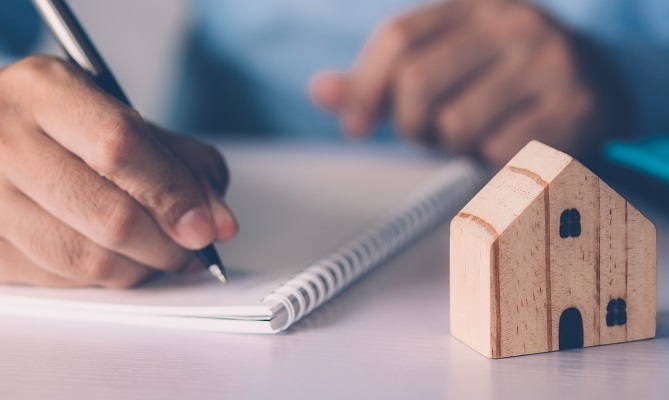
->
[457,141,577,238]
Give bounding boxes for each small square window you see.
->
[606,298,627,327]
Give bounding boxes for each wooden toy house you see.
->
[450,141,656,358]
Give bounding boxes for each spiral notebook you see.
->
[0,145,484,333]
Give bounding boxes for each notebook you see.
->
[0,145,485,333]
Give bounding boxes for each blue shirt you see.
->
[0,0,41,64]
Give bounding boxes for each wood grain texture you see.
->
[450,213,496,358]
[547,161,601,350]
[451,166,547,357]
[626,203,657,341]
[450,140,657,359]
[506,141,571,182]
[599,181,628,344]
[497,189,549,357]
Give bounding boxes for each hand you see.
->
[0,56,238,288]
[311,0,637,166]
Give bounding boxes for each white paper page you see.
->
[0,144,445,320]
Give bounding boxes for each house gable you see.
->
[450,141,656,358]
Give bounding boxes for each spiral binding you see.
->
[263,159,484,332]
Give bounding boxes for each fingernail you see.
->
[175,208,216,249]
[217,213,239,241]
[214,203,239,241]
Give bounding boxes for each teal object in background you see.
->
[605,136,669,183]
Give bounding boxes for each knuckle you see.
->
[566,87,594,122]
[546,36,573,70]
[0,176,13,196]
[510,5,545,34]
[439,107,462,137]
[493,4,547,40]
[12,55,56,76]
[89,110,144,176]
[438,107,473,154]
[397,61,428,97]
[99,197,141,248]
[57,234,112,284]
[0,56,80,142]
[0,127,11,159]
[156,179,197,221]
[81,250,117,283]
[6,55,74,86]
[146,162,194,201]
[395,63,432,138]
[393,105,426,139]
[376,18,411,54]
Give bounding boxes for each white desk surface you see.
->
[1,143,667,400]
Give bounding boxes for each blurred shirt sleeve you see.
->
[0,0,42,65]
[535,0,669,136]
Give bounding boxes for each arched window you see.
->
[559,208,581,238]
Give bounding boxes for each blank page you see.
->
[0,144,446,319]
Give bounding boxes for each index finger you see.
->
[343,0,469,136]
[16,57,222,250]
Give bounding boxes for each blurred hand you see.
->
[311,0,636,166]
[0,55,237,288]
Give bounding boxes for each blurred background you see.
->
[2,0,667,188]
[37,0,400,141]
[47,0,190,126]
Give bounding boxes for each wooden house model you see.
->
[450,141,656,358]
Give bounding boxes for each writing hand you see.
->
[0,56,237,287]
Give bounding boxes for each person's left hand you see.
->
[311,0,635,166]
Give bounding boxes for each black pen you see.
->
[31,0,228,283]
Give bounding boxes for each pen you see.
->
[31,0,228,284]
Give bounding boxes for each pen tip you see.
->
[208,264,228,284]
